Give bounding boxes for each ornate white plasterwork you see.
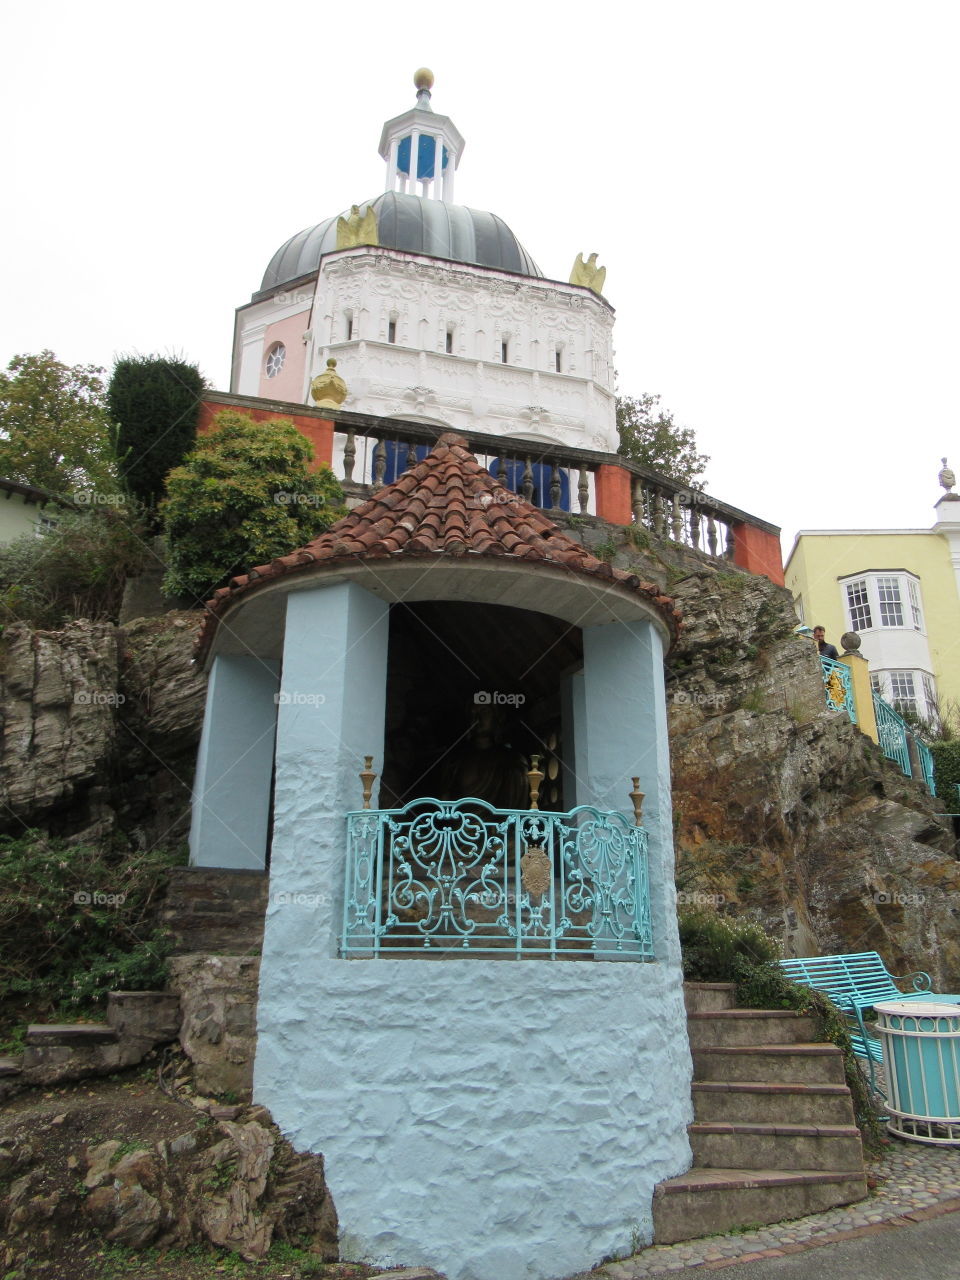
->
[234,247,618,450]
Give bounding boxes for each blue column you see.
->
[579,619,677,962]
[189,655,280,869]
[267,581,389,956]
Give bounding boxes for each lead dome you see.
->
[261,191,542,292]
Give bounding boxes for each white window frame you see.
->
[839,571,925,634]
[872,668,939,728]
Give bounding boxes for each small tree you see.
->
[161,411,345,600]
[616,393,709,487]
[0,350,117,495]
[108,354,205,514]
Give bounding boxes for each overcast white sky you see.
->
[2,1,957,555]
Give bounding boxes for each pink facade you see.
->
[258,312,308,403]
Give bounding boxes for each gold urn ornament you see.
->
[310,358,348,411]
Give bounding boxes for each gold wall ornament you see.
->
[520,844,553,899]
[359,756,377,810]
[569,252,607,296]
[336,204,379,250]
[527,755,545,810]
[629,778,645,826]
[310,358,348,410]
[825,670,846,709]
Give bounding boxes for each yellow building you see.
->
[785,462,960,725]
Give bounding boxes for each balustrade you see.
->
[341,795,653,960]
[328,411,745,567]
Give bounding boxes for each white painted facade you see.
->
[232,249,617,451]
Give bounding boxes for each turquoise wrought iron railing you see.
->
[873,693,912,778]
[820,656,857,724]
[341,797,653,960]
[918,739,937,796]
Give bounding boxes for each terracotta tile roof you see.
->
[195,433,681,660]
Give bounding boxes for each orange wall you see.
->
[595,464,633,526]
[731,521,785,585]
[197,399,334,469]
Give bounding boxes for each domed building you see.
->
[231,70,618,452]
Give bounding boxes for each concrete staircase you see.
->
[653,982,868,1244]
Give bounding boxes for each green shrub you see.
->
[109,354,205,514]
[677,907,779,981]
[0,506,148,630]
[161,410,345,601]
[0,831,186,1038]
[930,740,960,815]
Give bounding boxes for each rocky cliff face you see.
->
[2,526,957,985]
[0,613,206,846]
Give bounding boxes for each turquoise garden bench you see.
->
[779,951,960,1093]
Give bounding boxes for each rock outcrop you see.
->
[0,612,206,844]
[0,1087,338,1269]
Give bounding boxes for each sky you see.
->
[2,0,957,557]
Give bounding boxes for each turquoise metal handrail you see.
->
[341,796,653,960]
[873,693,912,778]
[917,740,937,797]
[820,656,857,724]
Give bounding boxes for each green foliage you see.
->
[108,354,205,513]
[739,688,768,713]
[677,908,779,981]
[161,411,346,601]
[616,392,709,487]
[0,831,186,1035]
[930,740,960,814]
[0,350,118,494]
[0,505,148,629]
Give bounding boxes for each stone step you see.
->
[0,1056,23,1077]
[688,1121,865,1172]
[687,1010,820,1048]
[692,1080,856,1126]
[692,1043,847,1086]
[652,1167,868,1244]
[25,1023,119,1046]
[162,867,268,956]
[683,982,737,1014]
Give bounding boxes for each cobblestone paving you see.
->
[575,1131,960,1278]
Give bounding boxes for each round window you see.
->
[265,343,286,378]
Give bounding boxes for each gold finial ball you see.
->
[414,68,435,91]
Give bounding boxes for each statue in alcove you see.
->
[438,702,530,810]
